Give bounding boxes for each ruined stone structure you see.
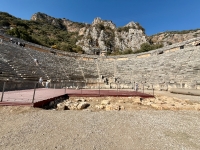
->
[0,33,200,91]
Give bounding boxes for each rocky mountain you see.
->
[31,13,147,54]
[149,29,200,46]
[0,12,147,54]
[76,17,147,54]
[1,11,200,55]
[31,12,86,32]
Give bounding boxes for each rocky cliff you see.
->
[31,13,147,54]
[2,11,200,55]
[149,29,200,46]
[31,12,86,32]
[76,17,147,54]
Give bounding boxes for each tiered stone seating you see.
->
[114,46,200,89]
[56,55,83,80]
[0,41,84,82]
[0,59,18,81]
[78,58,98,79]
[0,43,45,81]
[97,58,115,78]
[0,32,200,90]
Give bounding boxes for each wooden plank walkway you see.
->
[0,88,154,107]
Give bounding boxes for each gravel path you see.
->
[0,106,200,150]
[145,90,200,102]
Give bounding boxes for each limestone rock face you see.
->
[76,18,147,54]
[31,13,147,54]
[124,21,138,28]
[114,28,147,50]
[31,12,85,32]
[92,17,116,29]
[149,30,200,46]
[31,12,65,29]
[79,27,87,36]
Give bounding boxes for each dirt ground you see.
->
[0,92,200,150]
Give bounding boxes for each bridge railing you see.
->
[0,79,156,103]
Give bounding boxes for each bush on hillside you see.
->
[117,26,132,32]
[0,20,10,26]
[133,43,163,54]
[135,22,145,33]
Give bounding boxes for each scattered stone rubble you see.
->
[57,98,90,110]
[54,95,200,111]
[143,96,200,110]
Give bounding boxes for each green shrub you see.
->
[135,22,145,33]
[133,43,163,54]
[117,26,131,32]
[0,20,10,26]
[122,49,133,54]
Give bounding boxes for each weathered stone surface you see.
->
[101,100,110,105]
[77,102,90,110]
[105,104,120,111]
[92,17,116,29]
[75,99,86,102]
[95,105,105,109]
[57,103,65,110]
[31,12,82,32]
[76,18,147,53]
[149,30,200,46]
[194,104,200,110]
[150,104,163,110]
[118,100,124,103]
[120,105,125,110]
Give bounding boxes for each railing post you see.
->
[81,81,83,94]
[32,82,37,104]
[1,81,6,102]
[143,83,144,93]
[65,81,66,94]
[117,82,119,97]
[152,84,154,96]
[99,80,100,96]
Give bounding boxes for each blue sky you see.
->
[0,0,200,35]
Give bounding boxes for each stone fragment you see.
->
[75,99,86,102]
[146,102,152,106]
[120,105,125,110]
[77,102,90,110]
[73,102,79,107]
[57,103,65,110]
[118,100,124,103]
[95,105,105,109]
[194,104,200,110]
[150,104,162,110]
[101,100,110,105]
[105,104,120,111]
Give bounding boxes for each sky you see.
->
[0,0,200,35]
